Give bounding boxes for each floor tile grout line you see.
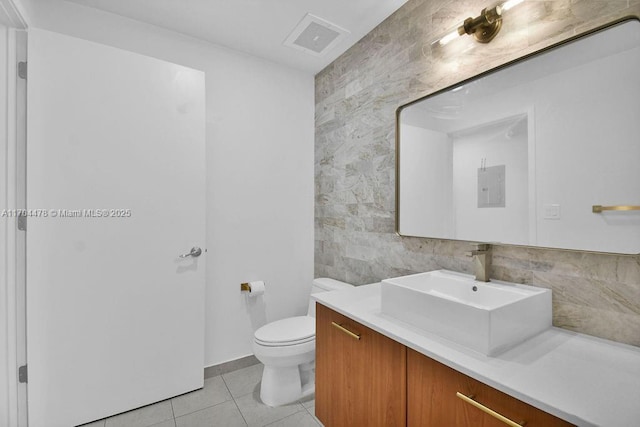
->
[222,377,262,400]
[221,374,250,426]
[262,407,318,427]
[222,370,307,427]
[171,400,242,425]
[169,398,176,422]
[305,406,321,426]
[166,375,245,423]
[170,375,237,420]
[231,397,250,427]
[256,402,309,427]
[89,362,319,427]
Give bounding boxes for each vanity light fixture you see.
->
[436,0,525,46]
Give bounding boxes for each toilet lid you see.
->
[254,316,315,346]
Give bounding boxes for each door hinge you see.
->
[17,215,26,231]
[18,61,27,80]
[18,365,27,383]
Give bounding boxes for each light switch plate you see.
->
[543,204,561,219]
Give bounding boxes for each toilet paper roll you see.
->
[248,280,265,298]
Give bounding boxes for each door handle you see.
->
[456,392,526,427]
[179,247,202,258]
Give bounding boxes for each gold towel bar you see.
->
[593,205,640,213]
[456,392,526,427]
[331,322,361,340]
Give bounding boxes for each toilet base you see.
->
[259,362,315,407]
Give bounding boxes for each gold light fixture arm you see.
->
[459,5,503,43]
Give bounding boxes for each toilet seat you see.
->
[254,316,315,347]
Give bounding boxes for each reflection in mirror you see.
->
[397,19,640,254]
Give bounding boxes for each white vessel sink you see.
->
[381,270,552,356]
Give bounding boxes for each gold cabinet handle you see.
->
[331,321,361,340]
[456,392,526,427]
[593,205,640,213]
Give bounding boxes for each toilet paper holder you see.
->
[241,280,266,297]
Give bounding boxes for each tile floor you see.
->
[79,363,322,427]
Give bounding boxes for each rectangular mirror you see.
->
[396,19,640,254]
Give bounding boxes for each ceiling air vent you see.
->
[283,14,349,56]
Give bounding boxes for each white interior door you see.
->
[26,29,206,427]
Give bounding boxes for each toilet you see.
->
[252,277,353,406]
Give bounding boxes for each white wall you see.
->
[22,0,314,365]
[398,124,453,237]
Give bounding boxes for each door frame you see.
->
[1,1,28,426]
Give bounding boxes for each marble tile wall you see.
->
[314,0,640,346]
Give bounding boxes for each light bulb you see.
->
[439,29,461,46]
[502,0,525,11]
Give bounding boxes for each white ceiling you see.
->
[64,0,408,74]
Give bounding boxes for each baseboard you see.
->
[204,354,260,379]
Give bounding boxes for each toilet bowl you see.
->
[252,278,353,406]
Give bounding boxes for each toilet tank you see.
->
[307,277,353,317]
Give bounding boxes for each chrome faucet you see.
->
[465,243,492,282]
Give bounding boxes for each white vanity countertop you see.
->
[313,283,640,427]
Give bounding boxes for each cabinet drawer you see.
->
[316,303,406,427]
[407,349,574,427]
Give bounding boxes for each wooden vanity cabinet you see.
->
[315,303,407,427]
[316,304,573,427]
[407,349,574,427]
